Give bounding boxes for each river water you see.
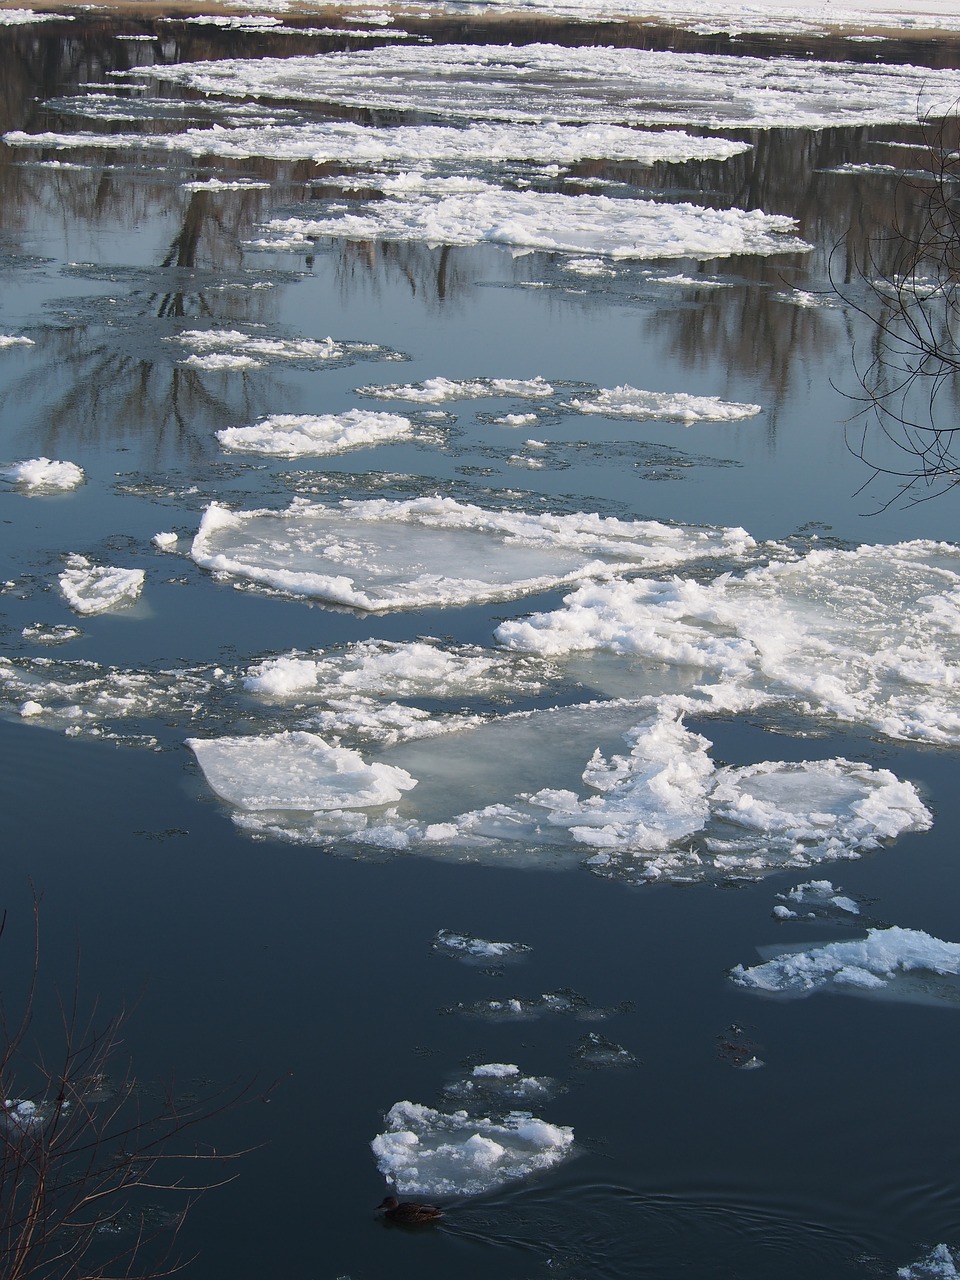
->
[1,10,960,1278]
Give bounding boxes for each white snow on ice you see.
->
[562,386,761,422]
[187,730,417,810]
[223,704,930,882]
[899,1246,960,1279]
[3,120,751,167]
[133,44,960,130]
[57,555,145,615]
[371,1100,574,1196]
[2,458,84,491]
[216,410,415,457]
[432,929,532,961]
[732,927,960,1000]
[253,174,809,261]
[494,540,960,746]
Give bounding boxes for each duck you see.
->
[376,1194,443,1224]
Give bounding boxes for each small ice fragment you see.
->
[153,531,179,550]
[432,929,531,962]
[57,557,145,615]
[3,457,84,491]
[371,1100,573,1196]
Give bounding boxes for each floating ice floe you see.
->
[181,177,271,192]
[0,654,218,744]
[432,929,531,962]
[574,1031,638,1069]
[253,175,809,261]
[358,374,760,424]
[357,375,554,403]
[216,410,415,457]
[774,289,840,308]
[331,0,960,38]
[152,532,179,550]
[221,703,930,881]
[21,623,82,645]
[371,1100,574,1197]
[773,879,860,920]
[189,496,755,612]
[0,9,68,23]
[494,540,960,746]
[562,386,761,422]
[2,458,84,491]
[57,556,145,616]
[186,731,417,811]
[0,334,35,348]
[446,988,624,1020]
[898,1245,960,1279]
[2,120,750,167]
[136,45,960,130]
[169,328,400,372]
[444,1063,558,1104]
[732,927,960,1003]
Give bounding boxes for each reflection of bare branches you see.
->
[0,893,266,1280]
[832,109,960,505]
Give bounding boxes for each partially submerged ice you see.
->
[732,927,960,1003]
[189,496,755,612]
[495,539,960,746]
[57,555,144,615]
[773,879,861,920]
[371,1100,574,1196]
[443,1064,558,1103]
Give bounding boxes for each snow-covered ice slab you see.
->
[3,120,750,167]
[57,556,144,615]
[357,376,760,422]
[495,540,960,746]
[216,410,415,457]
[2,458,84,491]
[186,731,416,811]
[372,1101,574,1196]
[0,334,35,348]
[0,10,68,24]
[136,45,960,130]
[254,176,808,261]
[358,375,555,404]
[562,386,761,422]
[732,927,960,1005]
[190,496,755,612]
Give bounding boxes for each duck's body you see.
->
[376,1194,443,1224]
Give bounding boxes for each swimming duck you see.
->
[376,1194,443,1224]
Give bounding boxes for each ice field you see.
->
[2,0,960,1276]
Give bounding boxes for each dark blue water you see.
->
[2,17,960,1280]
